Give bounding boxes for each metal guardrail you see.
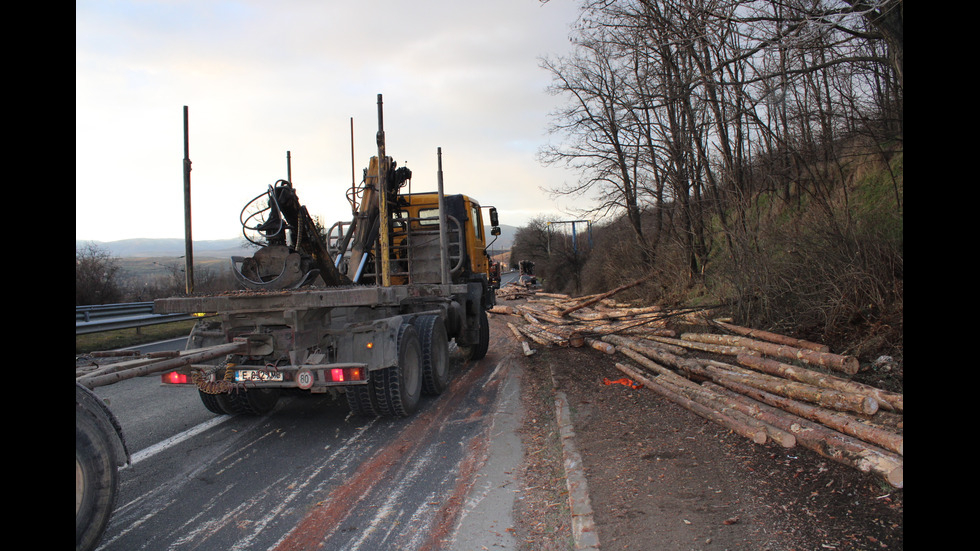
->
[76,302,200,335]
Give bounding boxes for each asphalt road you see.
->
[92,323,524,551]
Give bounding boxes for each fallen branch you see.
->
[558,272,658,317]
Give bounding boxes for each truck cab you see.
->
[389,192,495,288]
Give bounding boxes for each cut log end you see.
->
[885,466,903,489]
[862,397,879,416]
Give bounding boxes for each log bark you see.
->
[681,333,860,375]
[736,354,903,413]
[515,305,574,326]
[515,324,559,347]
[646,334,753,357]
[615,362,768,445]
[605,341,891,440]
[585,338,616,355]
[567,305,663,321]
[711,320,829,352]
[701,361,879,416]
[602,334,687,357]
[532,323,585,347]
[657,374,797,448]
[705,376,903,456]
[506,323,535,356]
[616,350,796,448]
[703,381,902,488]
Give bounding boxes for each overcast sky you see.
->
[76,0,586,243]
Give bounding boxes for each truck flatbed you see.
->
[153,283,471,315]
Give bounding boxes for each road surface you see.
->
[92,326,524,551]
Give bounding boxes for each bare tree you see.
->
[76,243,123,305]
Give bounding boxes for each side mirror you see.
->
[491,226,501,236]
[489,207,499,227]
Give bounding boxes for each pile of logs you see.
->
[490,282,904,489]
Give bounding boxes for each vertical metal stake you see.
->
[182,106,194,295]
[376,94,391,287]
[437,147,449,285]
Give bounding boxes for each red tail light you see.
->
[329,367,365,383]
[162,371,189,384]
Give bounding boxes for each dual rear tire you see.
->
[198,362,280,416]
[347,315,451,418]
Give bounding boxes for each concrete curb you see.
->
[555,391,600,550]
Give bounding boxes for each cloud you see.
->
[76,0,583,242]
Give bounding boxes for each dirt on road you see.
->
[499,302,904,551]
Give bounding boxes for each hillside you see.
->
[76,237,254,259]
[78,223,515,260]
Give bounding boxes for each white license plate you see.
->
[235,370,284,382]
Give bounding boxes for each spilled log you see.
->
[681,332,860,375]
[736,354,903,413]
[615,362,768,445]
[710,320,830,352]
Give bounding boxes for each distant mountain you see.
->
[76,237,254,259]
[485,224,516,253]
[77,225,516,260]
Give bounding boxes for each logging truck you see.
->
[75,94,499,550]
[153,97,498,418]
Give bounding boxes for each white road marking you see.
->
[126,415,233,466]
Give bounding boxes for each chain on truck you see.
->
[75,94,500,551]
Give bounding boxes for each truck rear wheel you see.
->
[218,388,280,416]
[199,391,227,415]
[373,323,423,417]
[198,364,280,416]
[346,384,380,417]
[469,308,490,361]
[415,314,450,395]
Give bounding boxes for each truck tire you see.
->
[469,308,490,361]
[219,388,280,416]
[415,314,450,395]
[76,404,119,551]
[199,390,227,415]
[373,323,423,417]
[345,385,380,417]
[198,364,280,416]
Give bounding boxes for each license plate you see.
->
[235,370,284,382]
